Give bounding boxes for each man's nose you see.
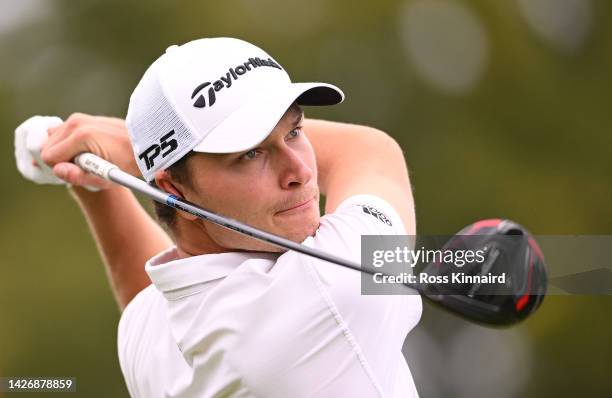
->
[278,148,313,189]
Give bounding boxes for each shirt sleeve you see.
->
[329,194,408,235]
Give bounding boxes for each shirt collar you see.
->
[145,246,279,294]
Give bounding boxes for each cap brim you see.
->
[192,82,344,154]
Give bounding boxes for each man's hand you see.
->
[40,113,139,189]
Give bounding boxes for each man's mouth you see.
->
[275,195,316,215]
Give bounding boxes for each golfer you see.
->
[36,37,422,397]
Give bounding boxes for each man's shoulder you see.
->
[124,283,160,310]
[118,284,164,339]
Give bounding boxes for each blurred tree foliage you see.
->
[0,0,610,396]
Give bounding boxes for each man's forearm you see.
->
[69,186,173,311]
[304,118,416,233]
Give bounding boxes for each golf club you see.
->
[74,153,547,326]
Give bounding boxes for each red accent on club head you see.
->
[463,219,503,235]
[515,295,529,312]
[515,250,535,312]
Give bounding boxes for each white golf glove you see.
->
[14,115,99,191]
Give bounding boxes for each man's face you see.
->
[178,104,320,252]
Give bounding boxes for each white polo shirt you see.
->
[118,194,422,397]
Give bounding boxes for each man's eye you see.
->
[241,149,259,160]
[287,128,302,139]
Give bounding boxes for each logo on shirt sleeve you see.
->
[357,204,393,226]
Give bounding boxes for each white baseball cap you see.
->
[126,37,344,182]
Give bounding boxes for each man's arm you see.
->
[304,119,416,234]
[41,114,173,311]
[68,186,172,310]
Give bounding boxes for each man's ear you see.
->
[154,170,198,222]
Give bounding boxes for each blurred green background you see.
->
[1,0,611,397]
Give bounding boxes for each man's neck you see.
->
[173,218,230,259]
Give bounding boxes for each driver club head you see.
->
[419,219,548,326]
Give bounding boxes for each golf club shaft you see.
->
[74,153,376,276]
[74,153,465,312]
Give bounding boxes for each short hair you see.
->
[149,151,196,228]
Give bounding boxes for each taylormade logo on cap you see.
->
[191,57,283,108]
[126,37,344,182]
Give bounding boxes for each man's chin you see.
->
[243,224,320,253]
[216,213,320,253]
[286,221,320,243]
